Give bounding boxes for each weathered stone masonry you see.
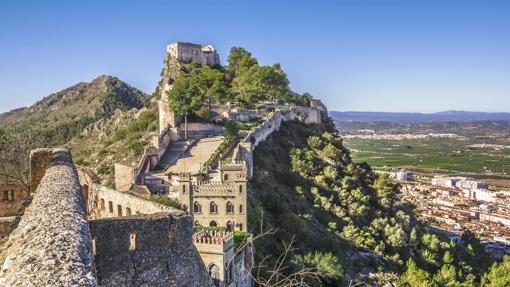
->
[90,214,211,287]
[0,148,214,287]
[0,148,97,287]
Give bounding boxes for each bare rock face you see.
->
[80,108,142,140]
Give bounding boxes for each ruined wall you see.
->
[0,184,28,217]
[0,148,97,286]
[166,42,220,67]
[0,183,30,237]
[83,180,181,219]
[89,213,213,287]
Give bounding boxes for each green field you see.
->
[344,138,510,175]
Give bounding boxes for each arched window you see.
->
[226,221,233,232]
[210,201,218,213]
[100,199,105,210]
[126,207,132,216]
[194,220,201,226]
[194,201,202,213]
[182,185,186,194]
[117,205,123,216]
[226,201,234,213]
[239,204,243,214]
[210,221,217,227]
[223,173,229,181]
[129,233,136,251]
[239,185,243,194]
[108,201,113,213]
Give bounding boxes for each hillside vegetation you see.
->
[0,75,148,146]
[0,75,153,186]
[249,117,510,286]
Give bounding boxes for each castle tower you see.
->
[177,173,193,213]
[158,42,221,135]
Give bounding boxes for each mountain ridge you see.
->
[0,75,149,128]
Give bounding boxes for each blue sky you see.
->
[0,0,509,113]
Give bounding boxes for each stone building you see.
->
[166,42,221,67]
[177,161,248,232]
[159,42,221,134]
[0,181,29,236]
[193,230,253,287]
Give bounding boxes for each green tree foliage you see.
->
[167,65,231,121]
[150,195,184,210]
[225,120,240,137]
[292,252,344,286]
[226,47,291,107]
[249,118,493,286]
[400,259,433,287]
[227,47,258,76]
[481,256,510,287]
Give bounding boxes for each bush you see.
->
[150,195,184,210]
[225,120,240,137]
[234,231,247,248]
[97,164,114,175]
[130,141,144,156]
[307,136,322,149]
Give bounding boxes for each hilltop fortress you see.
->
[0,42,327,287]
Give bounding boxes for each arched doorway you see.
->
[208,264,221,286]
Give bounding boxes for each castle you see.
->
[0,42,327,287]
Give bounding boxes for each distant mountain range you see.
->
[329,110,510,122]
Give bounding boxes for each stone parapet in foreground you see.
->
[0,148,97,286]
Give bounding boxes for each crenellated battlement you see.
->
[219,160,245,171]
[193,230,234,253]
[193,230,234,245]
[179,172,192,181]
[194,182,238,197]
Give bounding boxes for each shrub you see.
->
[225,120,240,137]
[307,136,322,149]
[150,195,184,210]
[97,164,114,175]
[130,140,144,156]
[234,231,247,248]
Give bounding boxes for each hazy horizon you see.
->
[1,0,509,113]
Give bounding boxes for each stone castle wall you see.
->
[234,105,324,178]
[166,42,220,67]
[0,183,29,236]
[78,168,182,219]
[87,183,181,219]
[1,149,214,287]
[0,148,98,286]
[89,214,212,287]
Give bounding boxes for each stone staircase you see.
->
[153,140,195,172]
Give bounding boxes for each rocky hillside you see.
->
[0,75,148,134]
[0,75,154,186]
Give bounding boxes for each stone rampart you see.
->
[83,180,183,219]
[89,213,213,287]
[0,148,97,286]
[233,106,324,178]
